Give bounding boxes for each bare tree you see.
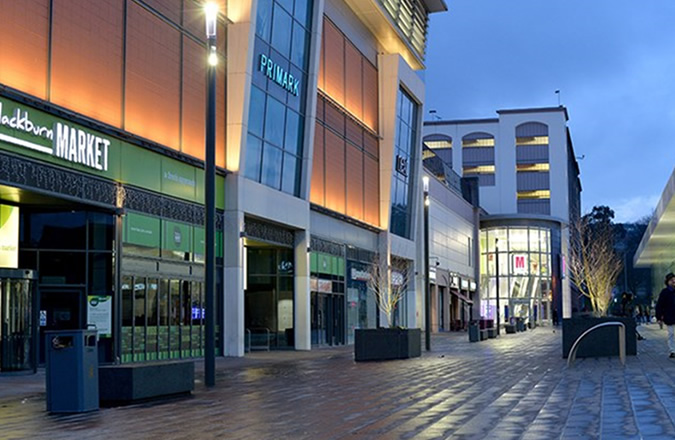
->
[569,214,623,316]
[367,256,412,328]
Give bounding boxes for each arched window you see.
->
[462,132,495,186]
[423,134,452,166]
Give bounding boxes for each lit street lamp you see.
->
[204,2,218,388]
[423,175,431,351]
[495,238,500,336]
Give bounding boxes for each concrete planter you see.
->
[562,316,637,359]
[354,328,421,361]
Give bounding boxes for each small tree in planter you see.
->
[569,208,623,317]
[354,257,420,361]
[564,206,635,358]
[366,257,411,328]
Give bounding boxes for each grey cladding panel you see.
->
[516,145,549,163]
[517,172,550,191]
[462,147,494,166]
[517,199,551,215]
[516,122,548,137]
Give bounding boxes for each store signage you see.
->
[512,253,528,275]
[461,278,469,290]
[395,155,408,176]
[451,276,459,289]
[350,267,371,282]
[87,295,112,337]
[259,54,299,96]
[318,279,332,293]
[0,101,110,171]
[0,204,18,268]
[392,270,405,286]
[469,281,476,291]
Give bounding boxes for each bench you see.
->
[479,329,489,340]
[99,360,194,405]
[505,324,517,334]
[487,328,498,338]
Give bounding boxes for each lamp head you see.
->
[205,2,218,38]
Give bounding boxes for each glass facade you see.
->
[120,211,224,362]
[245,0,314,196]
[346,260,377,344]
[480,226,553,327]
[390,88,419,239]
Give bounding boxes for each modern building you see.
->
[422,147,481,333]
[634,167,675,294]
[0,0,449,373]
[423,107,582,328]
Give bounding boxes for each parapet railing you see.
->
[567,321,626,368]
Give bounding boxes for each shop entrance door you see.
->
[0,270,38,373]
[311,293,345,346]
[39,288,84,363]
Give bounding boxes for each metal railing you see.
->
[246,328,271,352]
[567,321,626,367]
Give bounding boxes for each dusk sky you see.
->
[423,0,675,223]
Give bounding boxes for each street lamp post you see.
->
[204,2,218,388]
[495,238,500,336]
[423,176,431,351]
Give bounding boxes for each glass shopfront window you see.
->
[346,260,377,344]
[245,0,314,197]
[480,226,553,327]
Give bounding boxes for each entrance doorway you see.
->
[245,246,295,349]
[0,269,38,373]
[311,292,345,346]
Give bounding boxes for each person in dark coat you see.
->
[655,272,675,358]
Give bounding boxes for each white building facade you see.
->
[423,107,582,328]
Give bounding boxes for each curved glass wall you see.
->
[480,226,553,327]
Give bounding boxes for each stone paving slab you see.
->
[2,324,675,439]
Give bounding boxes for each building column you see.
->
[294,230,311,350]
[223,176,245,356]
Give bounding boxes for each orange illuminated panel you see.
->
[125,2,181,150]
[317,28,325,91]
[346,144,364,220]
[364,155,380,227]
[345,42,363,121]
[50,0,124,127]
[324,129,345,214]
[364,132,378,159]
[310,122,325,205]
[0,0,49,99]
[181,37,206,161]
[143,0,182,23]
[323,20,345,107]
[362,61,378,132]
[216,60,226,168]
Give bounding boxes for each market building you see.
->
[0,0,450,373]
[423,107,582,329]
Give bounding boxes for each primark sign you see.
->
[259,54,300,96]
[0,99,110,171]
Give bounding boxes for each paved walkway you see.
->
[2,324,675,440]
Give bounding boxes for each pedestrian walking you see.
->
[655,272,675,358]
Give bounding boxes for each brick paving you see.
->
[2,324,675,439]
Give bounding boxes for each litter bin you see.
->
[468,322,480,342]
[45,330,99,413]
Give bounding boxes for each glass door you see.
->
[1,274,37,372]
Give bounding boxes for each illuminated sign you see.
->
[350,267,371,282]
[512,253,528,275]
[259,54,299,96]
[0,204,18,268]
[0,101,110,171]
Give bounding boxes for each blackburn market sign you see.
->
[0,100,110,171]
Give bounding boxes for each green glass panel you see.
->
[125,212,161,247]
[318,253,331,275]
[310,252,317,273]
[163,220,192,253]
[120,144,161,192]
[161,157,197,201]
